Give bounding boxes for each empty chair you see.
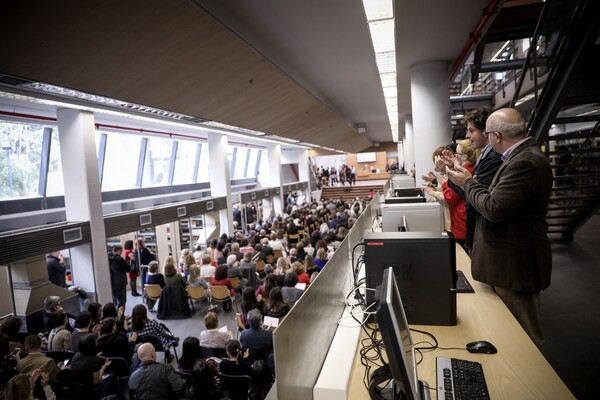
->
[99,356,132,378]
[187,285,208,313]
[210,285,234,312]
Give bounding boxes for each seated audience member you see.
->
[305,254,317,276]
[0,316,25,353]
[240,287,261,328]
[16,335,59,383]
[145,261,165,288]
[226,254,243,280]
[295,242,307,261]
[178,336,203,372]
[314,247,329,271]
[239,310,274,363]
[281,273,304,303]
[239,251,258,290]
[292,262,310,285]
[5,371,55,400]
[219,339,253,377]
[256,273,277,310]
[211,265,234,312]
[42,296,73,334]
[1,332,18,390]
[191,359,223,400]
[199,312,232,350]
[96,317,137,361]
[187,262,208,289]
[273,257,288,287]
[182,254,196,279]
[102,303,128,333]
[164,259,187,288]
[251,359,274,400]
[231,242,243,262]
[266,288,290,319]
[47,311,71,351]
[87,302,103,327]
[199,254,216,279]
[130,304,177,352]
[70,334,124,400]
[129,343,186,400]
[71,311,95,352]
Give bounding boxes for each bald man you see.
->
[447,108,552,352]
[129,343,186,400]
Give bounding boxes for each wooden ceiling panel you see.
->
[0,0,371,152]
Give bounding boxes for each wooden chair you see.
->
[144,284,162,311]
[187,285,208,313]
[265,254,274,264]
[287,233,300,247]
[229,277,242,297]
[255,259,265,274]
[210,285,234,312]
[273,249,283,260]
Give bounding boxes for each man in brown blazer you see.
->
[447,108,552,352]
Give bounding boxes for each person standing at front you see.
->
[447,108,553,352]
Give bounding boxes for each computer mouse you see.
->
[466,340,497,354]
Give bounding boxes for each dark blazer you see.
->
[449,146,503,250]
[464,138,553,291]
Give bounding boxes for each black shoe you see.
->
[132,292,142,297]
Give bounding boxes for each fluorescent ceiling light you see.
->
[363,0,393,21]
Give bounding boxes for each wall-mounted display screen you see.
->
[357,152,377,163]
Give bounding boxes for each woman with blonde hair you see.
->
[314,247,328,271]
[5,370,55,400]
[187,262,208,289]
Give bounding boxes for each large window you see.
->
[142,136,172,187]
[232,146,249,179]
[173,139,200,185]
[0,120,59,200]
[100,131,142,191]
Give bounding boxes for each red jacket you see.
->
[442,163,474,240]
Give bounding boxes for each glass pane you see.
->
[45,129,64,197]
[247,148,259,178]
[233,147,248,179]
[173,139,197,185]
[142,136,172,187]
[257,149,267,180]
[197,141,210,183]
[102,132,141,191]
[0,120,44,199]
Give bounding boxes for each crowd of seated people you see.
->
[0,196,368,399]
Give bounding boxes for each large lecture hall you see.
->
[0,1,599,400]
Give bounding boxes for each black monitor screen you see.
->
[376,267,420,399]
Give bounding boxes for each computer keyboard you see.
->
[436,357,490,400]
[455,270,475,293]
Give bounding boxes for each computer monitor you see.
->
[380,202,444,232]
[371,267,421,400]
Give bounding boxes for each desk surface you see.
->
[349,245,574,400]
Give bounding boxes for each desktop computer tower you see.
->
[364,231,457,326]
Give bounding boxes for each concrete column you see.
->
[410,61,451,186]
[207,132,233,235]
[404,116,414,175]
[56,109,111,303]
[282,148,311,202]
[267,143,283,216]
